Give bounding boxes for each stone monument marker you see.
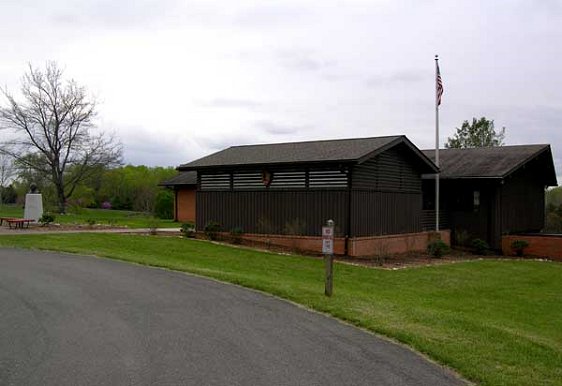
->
[24,184,44,222]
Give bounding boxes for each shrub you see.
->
[471,238,490,255]
[67,203,86,215]
[38,213,55,226]
[230,227,244,244]
[427,239,450,258]
[146,217,159,235]
[454,228,470,247]
[511,240,529,257]
[204,221,222,240]
[101,201,112,210]
[154,190,174,219]
[180,222,196,238]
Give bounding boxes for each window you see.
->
[473,190,480,210]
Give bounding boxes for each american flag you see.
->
[436,62,444,106]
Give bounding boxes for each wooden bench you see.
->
[5,218,34,229]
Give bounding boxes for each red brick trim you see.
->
[212,230,450,257]
[502,235,562,261]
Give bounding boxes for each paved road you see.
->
[0,248,466,385]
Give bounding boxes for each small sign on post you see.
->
[322,219,335,297]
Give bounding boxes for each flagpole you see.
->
[435,55,440,232]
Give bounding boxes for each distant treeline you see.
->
[2,165,178,219]
[546,186,562,233]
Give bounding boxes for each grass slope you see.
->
[0,233,560,386]
[0,205,178,228]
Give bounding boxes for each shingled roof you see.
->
[160,171,197,187]
[422,145,557,185]
[178,135,438,172]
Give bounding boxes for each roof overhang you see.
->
[178,159,356,172]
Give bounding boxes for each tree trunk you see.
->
[55,182,66,214]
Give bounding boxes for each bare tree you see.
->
[0,62,122,213]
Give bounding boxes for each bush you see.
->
[154,190,174,219]
[38,213,56,226]
[511,240,529,257]
[146,217,159,235]
[204,221,222,240]
[180,222,196,238]
[471,238,490,255]
[427,239,450,258]
[230,227,244,244]
[454,228,470,247]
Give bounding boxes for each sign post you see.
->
[322,219,335,297]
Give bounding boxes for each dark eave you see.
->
[159,171,198,187]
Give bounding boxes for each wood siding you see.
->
[352,145,422,192]
[351,191,422,236]
[501,167,545,234]
[350,144,424,236]
[197,190,349,236]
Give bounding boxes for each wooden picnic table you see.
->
[1,218,34,229]
[0,217,17,226]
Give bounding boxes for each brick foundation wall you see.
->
[502,235,562,261]
[241,233,346,255]
[234,230,450,257]
[349,230,450,257]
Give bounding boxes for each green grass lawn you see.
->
[0,233,560,386]
[0,204,179,228]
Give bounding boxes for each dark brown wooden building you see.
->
[421,145,557,249]
[174,135,438,255]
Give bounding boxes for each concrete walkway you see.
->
[0,225,181,235]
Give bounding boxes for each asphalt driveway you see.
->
[0,248,466,385]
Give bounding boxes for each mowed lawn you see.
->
[0,205,178,228]
[0,234,560,386]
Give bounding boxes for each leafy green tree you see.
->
[93,165,176,213]
[0,153,15,207]
[154,190,174,219]
[446,117,505,148]
[545,186,562,233]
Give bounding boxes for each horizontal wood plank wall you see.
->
[197,190,348,236]
[421,209,450,230]
[352,145,422,191]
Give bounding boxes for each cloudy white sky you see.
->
[1,0,561,181]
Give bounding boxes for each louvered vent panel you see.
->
[269,171,306,188]
[200,173,230,190]
[233,172,266,189]
[309,170,348,188]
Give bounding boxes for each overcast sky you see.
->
[1,0,561,181]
